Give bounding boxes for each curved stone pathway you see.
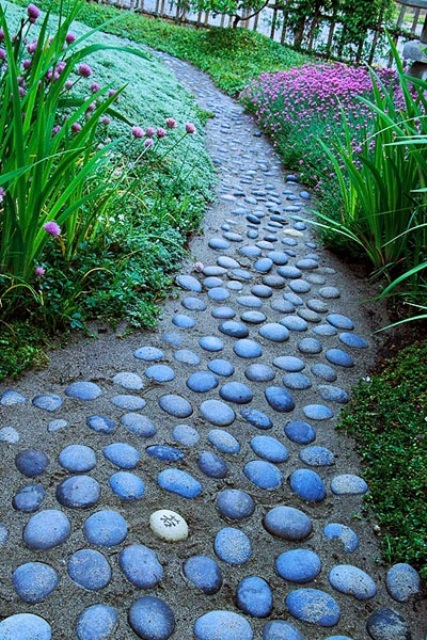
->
[0,52,425,640]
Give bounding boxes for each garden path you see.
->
[0,51,425,640]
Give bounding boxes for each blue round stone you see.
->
[311,364,337,382]
[330,474,368,495]
[200,399,235,426]
[326,314,354,330]
[65,381,102,400]
[172,424,200,447]
[68,549,111,590]
[262,620,303,640]
[59,445,96,472]
[208,429,240,454]
[219,320,249,338]
[145,365,175,383]
[13,562,58,603]
[276,549,321,583]
[198,451,228,478]
[183,556,223,594]
[56,475,100,509]
[319,286,341,299]
[298,337,322,354]
[182,296,207,312]
[254,257,273,272]
[339,332,368,349]
[264,506,313,541]
[323,523,360,553]
[120,414,156,437]
[110,394,146,411]
[325,349,354,368]
[211,306,236,320]
[329,564,377,600]
[0,614,52,639]
[207,359,235,377]
[158,469,202,499]
[240,408,272,430]
[187,371,219,393]
[15,450,49,477]
[289,279,311,293]
[208,287,230,302]
[103,443,140,469]
[176,274,202,292]
[299,446,335,466]
[172,314,196,329]
[174,349,202,366]
[199,336,224,352]
[216,489,255,520]
[13,484,45,513]
[366,607,412,640]
[284,420,316,444]
[265,386,295,412]
[386,563,421,602]
[244,460,282,489]
[252,284,273,298]
[234,338,263,358]
[32,394,63,412]
[194,611,253,640]
[286,588,341,626]
[259,323,289,342]
[214,528,252,565]
[282,373,312,390]
[250,436,288,463]
[267,251,289,265]
[84,510,128,546]
[158,394,192,418]
[273,356,305,372]
[109,472,145,501]
[289,469,326,502]
[113,371,143,391]
[128,596,175,640]
[303,404,334,420]
[277,266,302,279]
[280,316,308,332]
[237,576,273,618]
[319,385,349,404]
[1,390,26,405]
[134,346,164,361]
[209,238,231,250]
[312,322,338,337]
[146,444,185,462]
[284,292,303,306]
[23,509,71,550]
[76,604,118,640]
[119,544,163,588]
[86,415,116,434]
[245,364,275,382]
[220,381,253,404]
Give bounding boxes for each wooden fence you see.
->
[97,0,427,66]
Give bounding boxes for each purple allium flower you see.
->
[65,32,76,44]
[108,88,118,99]
[22,58,31,70]
[71,122,82,133]
[18,86,26,97]
[78,63,92,78]
[91,82,100,93]
[44,221,61,237]
[157,127,166,139]
[144,138,154,149]
[0,187,5,203]
[0,48,6,61]
[0,29,4,42]
[101,116,110,125]
[27,4,41,23]
[65,80,73,90]
[145,126,155,138]
[26,39,38,55]
[165,117,177,129]
[131,126,144,139]
[52,125,61,136]
[185,122,196,134]
[34,266,45,277]
[86,101,96,113]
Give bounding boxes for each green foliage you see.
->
[173,0,268,28]
[339,341,427,579]
[0,322,49,379]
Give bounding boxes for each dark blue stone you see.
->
[172,314,196,329]
[326,314,354,330]
[298,337,322,354]
[13,484,45,513]
[59,445,96,472]
[237,576,273,617]
[15,450,49,477]
[172,424,200,447]
[208,429,240,454]
[119,545,163,588]
[311,364,337,382]
[386,563,421,603]
[259,323,289,342]
[211,306,236,319]
[214,527,252,565]
[282,373,312,390]
[265,386,295,412]
[86,415,116,434]
[23,509,71,550]
[103,443,140,469]
[0,614,52,639]
[109,472,145,501]
[207,359,235,377]
[176,274,202,292]
[273,356,304,372]
[182,297,207,311]
[263,620,303,640]
[250,436,288,463]
[330,474,368,495]
[146,445,185,462]
[284,420,316,444]
[286,588,341,626]
[219,320,249,338]
[187,371,219,393]
[145,365,175,383]
[56,475,100,509]
[65,381,102,400]
[326,349,354,368]
[32,394,63,412]
[366,607,412,640]
[276,549,322,583]
[183,556,223,594]
[323,523,360,553]
[277,265,302,279]
[263,506,313,541]
[319,385,349,404]
[252,284,273,299]
[300,446,335,466]
[339,332,368,349]
[289,279,311,293]
[241,408,273,430]
[194,611,253,640]
[76,605,118,640]
[128,596,175,640]
[13,562,58,603]
[120,414,156,437]
[158,469,202,499]
[245,460,282,489]
[158,394,192,418]
[303,404,334,420]
[68,549,111,590]
[198,451,228,478]
[174,349,201,366]
[329,565,377,600]
[220,381,253,404]
[290,469,326,502]
[216,489,255,520]
[281,316,308,332]
[84,510,128,546]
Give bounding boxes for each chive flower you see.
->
[27,4,41,23]
[34,266,46,277]
[78,63,92,78]
[131,126,144,139]
[185,122,196,134]
[165,117,177,129]
[43,221,61,237]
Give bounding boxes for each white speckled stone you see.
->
[149,509,189,541]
